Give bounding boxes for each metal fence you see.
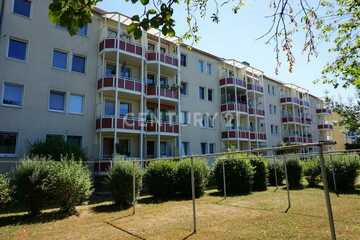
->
[1,142,360,239]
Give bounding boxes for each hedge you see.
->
[249,156,268,191]
[143,160,177,198]
[285,158,303,189]
[107,161,142,207]
[268,160,284,186]
[175,158,209,198]
[302,158,321,188]
[0,174,11,209]
[213,154,254,195]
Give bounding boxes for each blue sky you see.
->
[97,0,356,102]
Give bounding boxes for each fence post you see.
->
[190,156,197,233]
[329,154,338,197]
[222,159,227,199]
[319,144,337,240]
[283,155,291,213]
[132,160,136,215]
[273,154,278,191]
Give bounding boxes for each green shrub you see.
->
[302,158,321,188]
[45,159,93,214]
[175,158,209,198]
[29,137,86,161]
[268,160,284,186]
[326,154,360,192]
[143,160,177,198]
[11,158,54,216]
[107,161,142,207]
[249,156,268,191]
[285,158,303,189]
[213,154,254,195]
[0,174,11,209]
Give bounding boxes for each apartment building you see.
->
[0,0,333,172]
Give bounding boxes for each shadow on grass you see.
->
[0,210,70,227]
[105,221,147,240]
[92,203,131,213]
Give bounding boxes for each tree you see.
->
[48,0,360,89]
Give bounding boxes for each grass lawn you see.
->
[0,187,359,240]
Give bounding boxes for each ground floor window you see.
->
[201,142,207,154]
[116,139,130,157]
[0,132,17,155]
[209,143,215,154]
[181,142,190,156]
[67,136,82,148]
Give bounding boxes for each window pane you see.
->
[119,103,131,116]
[8,39,27,60]
[180,82,187,95]
[105,100,115,115]
[78,25,88,36]
[72,55,86,73]
[106,63,116,77]
[13,0,31,17]
[69,95,84,113]
[117,139,129,156]
[53,50,67,69]
[67,136,82,147]
[46,134,64,142]
[0,132,17,154]
[3,83,23,106]
[201,143,207,154]
[49,91,65,111]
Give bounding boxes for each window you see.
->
[119,103,131,116]
[180,82,187,95]
[180,111,189,125]
[198,60,204,73]
[273,105,277,114]
[67,136,82,148]
[269,104,272,114]
[72,55,86,73]
[275,125,279,135]
[160,142,168,157]
[46,134,64,142]
[207,63,212,75]
[180,54,187,66]
[147,74,155,85]
[13,0,31,17]
[107,29,117,38]
[208,115,215,128]
[49,90,65,111]
[272,86,275,96]
[105,63,116,77]
[200,142,207,154]
[121,66,131,79]
[117,139,130,156]
[160,76,168,87]
[209,143,215,154]
[8,38,27,61]
[148,43,155,51]
[208,89,213,101]
[268,85,271,94]
[199,87,205,100]
[160,47,166,54]
[2,82,23,106]
[52,50,68,69]
[69,94,84,114]
[201,114,207,128]
[78,25,88,37]
[105,100,115,116]
[0,132,17,155]
[181,142,190,156]
[271,125,274,135]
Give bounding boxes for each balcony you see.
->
[221,130,249,139]
[220,103,247,113]
[97,77,142,94]
[318,124,333,130]
[283,136,313,143]
[282,116,301,123]
[146,51,178,68]
[219,77,246,88]
[247,83,264,93]
[280,97,300,104]
[316,108,332,114]
[96,116,142,132]
[99,38,143,57]
[258,133,267,140]
[301,117,312,125]
[145,121,179,134]
[146,85,179,100]
[248,108,265,116]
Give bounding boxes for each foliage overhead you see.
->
[48,0,360,89]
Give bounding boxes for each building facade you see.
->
[0,0,333,172]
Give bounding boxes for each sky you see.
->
[97,0,357,102]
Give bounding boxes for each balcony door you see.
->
[102,138,114,159]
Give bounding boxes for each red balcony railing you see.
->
[282,116,301,123]
[280,97,300,104]
[316,108,332,114]
[318,124,333,130]
[247,84,264,93]
[96,117,142,131]
[97,77,142,93]
[146,51,178,67]
[258,133,267,140]
[146,85,179,100]
[248,108,265,116]
[145,121,179,134]
[301,117,312,125]
[220,103,247,113]
[221,131,249,139]
[219,77,246,88]
[99,38,142,56]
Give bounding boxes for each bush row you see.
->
[2,157,93,216]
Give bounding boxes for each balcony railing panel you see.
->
[221,131,249,139]
[146,85,179,100]
[318,124,334,130]
[97,77,142,93]
[96,117,143,131]
[316,108,332,114]
[99,38,143,57]
[219,77,246,88]
[145,121,179,134]
[220,103,248,113]
[146,51,179,67]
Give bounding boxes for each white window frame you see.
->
[180,111,189,125]
[48,90,66,113]
[0,131,18,157]
[71,53,87,74]
[1,82,24,108]
[7,36,29,63]
[52,49,69,71]
[68,94,85,115]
